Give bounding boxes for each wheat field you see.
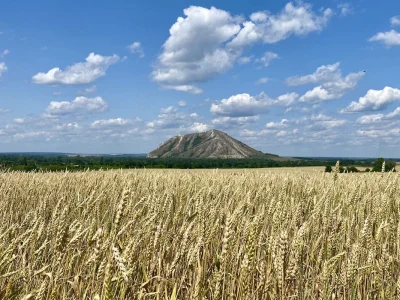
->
[0,168,399,299]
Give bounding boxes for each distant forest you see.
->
[0,153,395,172]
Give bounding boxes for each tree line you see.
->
[324,158,397,173]
[0,154,390,172]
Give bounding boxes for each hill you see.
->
[147,129,284,159]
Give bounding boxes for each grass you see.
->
[0,168,399,299]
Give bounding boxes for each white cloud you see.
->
[342,86,400,112]
[45,96,108,115]
[286,62,341,86]
[211,92,300,117]
[310,113,332,121]
[178,100,187,107]
[1,49,9,58]
[32,53,120,85]
[228,2,332,48]
[127,42,144,58]
[356,114,385,124]
[91,118,138,129]
[256,77,269,84]
[238,56,253,64]
[212,115,259,126]
[160,106,178,114]
[0,108,10,114]
[186,122,209,133]
[256,51,279,67]
[301,72,364,103]
[387,107,400,118]
[12,115,58,127]
[210,93,269,117]
[287,62,364,103]
[152,3,332,92]
[239,129,258,137]
[390,16,400,26]
[146,106,200,130]
[266,119,288,129]
[272,92,299,106]
[151,6,241,89]
[163,85,203,94]
[369,30,400,47]
[14,131,51,141]
[337,3,352,16]
[0,62,7,77]
[356,107,400,124]
[357,128,400,138]
[55,122,79,131]
[83,85,97,94]
[313,119,347,129]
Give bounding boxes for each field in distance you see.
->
[1,168,398,299]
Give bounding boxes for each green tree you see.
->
[325,166,332,172]
[372,158,396,172]
[346,166,359,173]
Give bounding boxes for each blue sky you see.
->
[1,0,400,157]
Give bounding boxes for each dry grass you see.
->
[0,168,399,299]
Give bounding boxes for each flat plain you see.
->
[0,168,399,299]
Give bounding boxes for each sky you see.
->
[1,0,400,157]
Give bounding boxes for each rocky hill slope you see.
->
[147,129,282,159]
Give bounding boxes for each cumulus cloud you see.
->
[1,49,9,58]
[127,42,144,58]
[256,77,269,84]
[210,93,269,117]
[45,96,108,116]
[32,53,120,85]
[238,56,253,64]
[78,85,97,95]
[304,114,347,129]
[369,30,400,47]
[256,51,279,67]
[212,115,259,127]
[271,92,299,106]
[286,62,364,103]
[0,108,10,114]
[211,92,299,117]
[266,119,289,129]
[387,107,400,118]
[151,6,241,89]
[14,131,51,141]
[341,86,400,112]
[337,3,352,16]
[286,62,341,86]
[151,2,333,92]
[178,100,187,107]
[356,107,400,124]
[160,106,178,114]
[356,114,385,124]
[91,118,139,129]
[146,106,200,130]
[357,127,400,138]
[55,122,79,131]
[186,122,209,133]
[163,85,203,94]
[229,2,332,48]
[0,62,7,77]
[391,16,400,26]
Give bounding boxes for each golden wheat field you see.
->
[0,168,399,299]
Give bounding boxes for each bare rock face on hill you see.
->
[147,129,280,159]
